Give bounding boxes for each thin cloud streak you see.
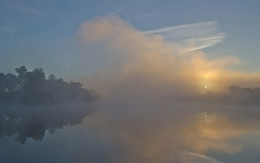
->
[0,25,17,34]
[19,4,40,14]
[144,21,218,34]
[144,21,226,53]
[2,1,40,15]
[127,12,164,20]
[182,151,223,163]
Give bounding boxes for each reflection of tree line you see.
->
[0,67,94,143]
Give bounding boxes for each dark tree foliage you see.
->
[229,86,260,105]
[181,86,260,106]
[0,66,95,143]
[0,66,93,104]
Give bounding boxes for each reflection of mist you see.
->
[0,67,94,143]
[87,88,260,162]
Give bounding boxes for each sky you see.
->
[1,0,260,76]
[1,1,260,163]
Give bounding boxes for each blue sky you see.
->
[0,0,260,76]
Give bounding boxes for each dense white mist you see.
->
[76,16,260,162]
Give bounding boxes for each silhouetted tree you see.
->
[0,66,95,143]
[0,66,92,104]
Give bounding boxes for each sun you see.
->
[198,70,219,93]
[203,85,208,93]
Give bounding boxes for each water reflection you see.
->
[0,103,91,143]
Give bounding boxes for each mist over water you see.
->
[74,16,260,162]
[1,16,260,163]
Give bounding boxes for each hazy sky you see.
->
[1,1,260,163]
[0,0,260,77]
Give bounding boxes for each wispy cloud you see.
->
[19,4,40,14]
[2,0,40,15]
[0,1,41,34]
[182,151,223,163]
[113,3,135,15]
[0,25,17,34]
[144,21,226,53]
[127,12,163,20]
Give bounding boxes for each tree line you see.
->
[0,66,93,105]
